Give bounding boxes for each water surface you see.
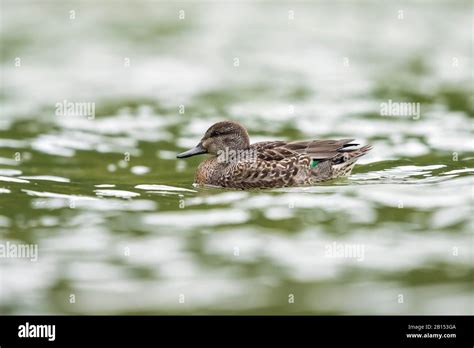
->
[0,0,473,314]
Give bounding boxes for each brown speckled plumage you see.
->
[177,121,372,189]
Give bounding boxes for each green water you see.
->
[0,1,473,314]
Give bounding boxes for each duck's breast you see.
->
[194,158,219,185]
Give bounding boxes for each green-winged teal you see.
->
[177,121,372,189]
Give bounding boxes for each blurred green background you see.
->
[0,0,472,314]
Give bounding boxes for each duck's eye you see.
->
[210,130,221,137]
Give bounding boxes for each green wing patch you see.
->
[310,159,319,168]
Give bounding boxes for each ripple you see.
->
[358,181,472,209]
[130,166,150,175]
[350,164,449,183]
[0,169,22,176]
[94,189,140,199]
[31,135,77,157]
[143,209,249,227]
[157,150,177,160]
[186,192,248,206]
[0,139,29,148]
[31,197,156,211]
[58,114,173,142]
[22,189,96,200]
[0,176,29,183]
[0,157,19,166]
[442,168,474,175]
[135,184,196,193]
[19,175,70,183]
[0,215,11,226]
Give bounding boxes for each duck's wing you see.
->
[217,142,304,189]
[251,139,357,161]
[251,141,302,161]
[283,139,357,159]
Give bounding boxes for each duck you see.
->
[176,121,372,189]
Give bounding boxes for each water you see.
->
[0,1,473,314]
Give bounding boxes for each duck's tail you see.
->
[330,144,372,177]
[344,144,373,161]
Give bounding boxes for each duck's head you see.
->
[176,121,250,158]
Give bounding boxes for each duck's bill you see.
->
[176,143,207,158]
